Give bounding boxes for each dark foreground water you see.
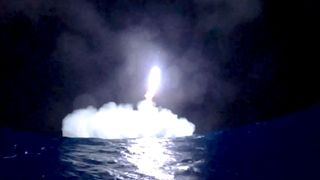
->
[59,136,208,179]
[1,105,319,179]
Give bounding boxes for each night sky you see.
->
[0,0,318,134]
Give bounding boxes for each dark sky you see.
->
[0,0,318,134]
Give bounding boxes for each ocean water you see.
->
[59,136,207,179]
[1,131,210,179]
[1,105,318,179]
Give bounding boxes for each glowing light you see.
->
[62,64,195,139]
[145,66,161,101]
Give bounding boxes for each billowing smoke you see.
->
[62,100,195,139]
[62,66,195,139]
[1,0,263,133]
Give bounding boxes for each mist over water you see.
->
[62,66,195,139]
[62,100,195,139]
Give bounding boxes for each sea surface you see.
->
[1,105,319,179]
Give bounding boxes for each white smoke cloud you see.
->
[62,100,195,139]
[62,66,195,139]
[0,0,262,133]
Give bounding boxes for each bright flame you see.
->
[62,65,195,139]
[145,66,161,101]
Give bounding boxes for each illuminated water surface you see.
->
[60,136,206,179]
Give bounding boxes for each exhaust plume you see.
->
[145,66,161,102]
[62,66,195,139]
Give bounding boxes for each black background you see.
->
[0,0,318,134]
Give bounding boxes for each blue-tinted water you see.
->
[59,136,208,179]
[1,105,319,179]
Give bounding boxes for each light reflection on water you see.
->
[125,138,175,179]
[60,136,206,179]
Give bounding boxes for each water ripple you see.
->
[59,136,207,179]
